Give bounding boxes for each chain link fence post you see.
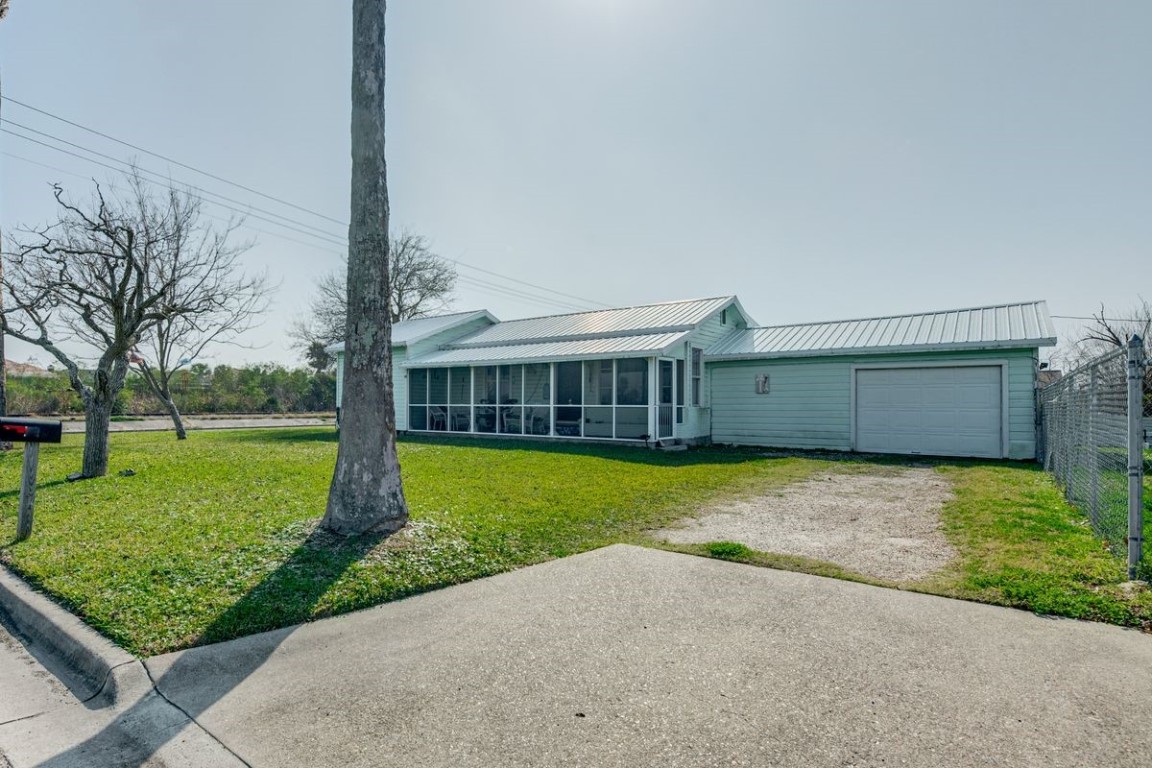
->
[1127,335,1145,580]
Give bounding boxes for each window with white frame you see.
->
[690,347,703,406]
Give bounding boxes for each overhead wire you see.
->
[1,94,347,227]
[2,120,349,244]
[2,141,587,312]
[1,99,613,311]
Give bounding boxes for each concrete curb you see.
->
[0,564,140,705]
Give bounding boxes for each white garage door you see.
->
[855,366,1003,458]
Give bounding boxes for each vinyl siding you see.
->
[676,305,747,440]
[708,348,1039,459]
[336,314,495,430]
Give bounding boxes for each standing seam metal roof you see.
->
[706,301,1057,359]
[405,332,691,367]
[325,310,497,353]
[448,296,739,348]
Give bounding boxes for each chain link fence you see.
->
[1038,341,1147,578]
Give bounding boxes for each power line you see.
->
[447,256,613,308]
[456,274,588,313]
[3,149,584,313]
[1,126,352,248]
[3,149,345,255]
[1052,314,1150,323]
[2,97,613,310]
[1,94,347,227]
[1,119,349,243]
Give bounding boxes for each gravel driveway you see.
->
[657,466,956,582]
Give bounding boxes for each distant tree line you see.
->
[6,363,335,417]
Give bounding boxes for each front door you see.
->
[657,359,674,439]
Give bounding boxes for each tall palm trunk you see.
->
[322,0,408,535]
[0,7,9,434]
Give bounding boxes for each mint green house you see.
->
[332,298,1056,460]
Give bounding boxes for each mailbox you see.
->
[0,417,63,444]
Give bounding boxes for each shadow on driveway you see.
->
[37,527,386,767]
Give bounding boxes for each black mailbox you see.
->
[0,417,64,444]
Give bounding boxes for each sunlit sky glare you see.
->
[2,1,1149,369]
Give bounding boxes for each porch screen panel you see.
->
[524,364,550,405]
[427,368,448,431]
[448,367,471,432]
[408,368,429,431]
[555,362,582,436]
[474,366,498,433]
[410,369,428,404]
[498,365,523,434]
[616,358,649,439]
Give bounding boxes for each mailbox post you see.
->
[1,418,64,542]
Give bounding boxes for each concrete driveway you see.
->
[126,545,1152,767]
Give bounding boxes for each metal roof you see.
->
[449,296,746,348]
[325,310,497,353]
[706,300,1057,360]
[405,332,691,367]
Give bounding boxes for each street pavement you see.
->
[4,544,1152,767]
[0,621,239,768]
[60,415,334,433]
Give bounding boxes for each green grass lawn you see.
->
[0,429,1148,656]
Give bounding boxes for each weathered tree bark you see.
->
[78,357,129,478]
[137,365,188,439]
[165,399,188,440]
[322,0,408,536]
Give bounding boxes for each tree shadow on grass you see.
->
[37,525,388,767]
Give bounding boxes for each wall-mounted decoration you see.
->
[755,373,770,395]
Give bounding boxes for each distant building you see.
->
[4,360,55,378]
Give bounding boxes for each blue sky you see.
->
[2,1,1149,368]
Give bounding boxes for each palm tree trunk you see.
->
[322,0,407,536]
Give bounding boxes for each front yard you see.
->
[0,428,1148,656]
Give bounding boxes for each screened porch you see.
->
[405,357,686,441]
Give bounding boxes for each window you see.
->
[676,359,685,424]
[657,359,674,439]
[691,347,703,406]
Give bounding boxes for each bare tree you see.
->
[1072,300,1152,413]
[289,231,456,354]
[322,0,408,535]
[132,219,270,440]
[1,171,259,476]
[1082,300,1151,350]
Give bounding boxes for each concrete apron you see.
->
[0,566,244,767]
[141,545,1152,768]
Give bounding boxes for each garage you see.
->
[705,300,1057,460]
[854,366,1003,458]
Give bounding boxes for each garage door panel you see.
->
[921,411,956,430]
[959,408,1000,431]
[855,366,1002,458]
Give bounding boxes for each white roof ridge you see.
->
[403,309,491,320]
[745,300,1049,331]
[446,326,698,350]
[491,295,735,325]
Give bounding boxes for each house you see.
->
[331,297,1057,460]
